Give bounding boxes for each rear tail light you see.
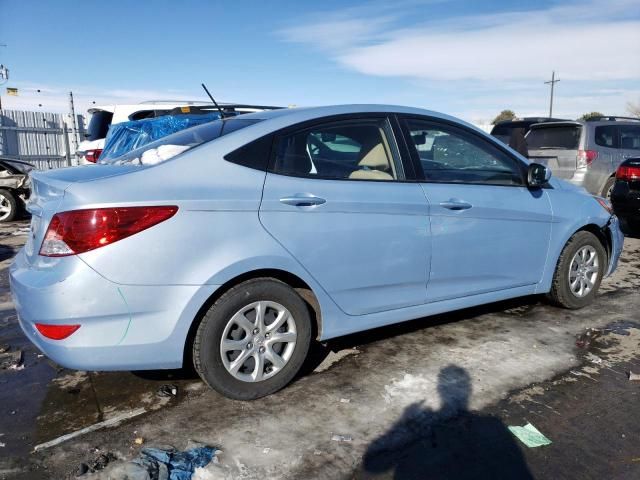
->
[577,150,598,168]
[39,206,178,257]
[616,164,640,181]
[35,323,80,340]
[84,149,103,163]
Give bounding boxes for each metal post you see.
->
[544,71,560,118]
[62,121,72,166]
[68,91,79,154]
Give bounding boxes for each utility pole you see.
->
[544,71,560,118]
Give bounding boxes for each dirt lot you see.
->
[1,219,639,480]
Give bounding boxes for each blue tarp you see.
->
[100,113,221,161]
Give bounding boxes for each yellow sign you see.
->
[6,87,18,96]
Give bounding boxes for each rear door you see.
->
[259,115,431,316]
[399,116,552,302]
[527,123,582,179]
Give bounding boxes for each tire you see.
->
[0,189,17,223]
[546,231,607,309]
[601,177,615,200]
[193,278,312,400]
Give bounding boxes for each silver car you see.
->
[527,117,640,198]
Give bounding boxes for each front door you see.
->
[259,116,430,315]
[400,116,553,302]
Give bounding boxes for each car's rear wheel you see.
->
[0,189,17,223]
[547,231,606,309]
[601,177,616,200]
[193,278,312,400]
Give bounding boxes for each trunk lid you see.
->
[526,122,583,180]
[528,148,579,179]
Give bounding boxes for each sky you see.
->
[0,0,638,124]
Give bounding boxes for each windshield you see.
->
[86,110,114,141]
[100,117,261,165]
[527,125,581,150]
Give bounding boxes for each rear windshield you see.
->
[101,117,261,165]
[526,125,581,150]
[86,110,114,141]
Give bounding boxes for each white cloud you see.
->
[279,0,640,120]
[282,0,640,82]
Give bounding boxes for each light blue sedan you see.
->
[10,105,624,399]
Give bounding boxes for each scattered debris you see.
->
[339,398,351,404]
[0,350,22,370]
[576,328,604,349]
[94,444,218,480]
[262,447,271,454]
[508,422,552,448]
[158,384,178,397]
[75,450,117,477]
[75,463,89,477]
[33,408,146,452]
[0,344,9,353]
[628,371,640,382]
[134,437,145,446]
[585,352,603,365]
[331,434,353,443]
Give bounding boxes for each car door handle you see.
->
[439,199,473,210]
[279,194,327,207]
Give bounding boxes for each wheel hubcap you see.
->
[220,300,297,382]
[0,195,12,221]
[568,246,599,298]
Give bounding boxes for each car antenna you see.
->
[201,83,226,119]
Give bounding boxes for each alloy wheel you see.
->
[219,301,297,382]
[0,194,12,221]
[568,245,599,298]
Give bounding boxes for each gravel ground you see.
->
[0,219,638,480]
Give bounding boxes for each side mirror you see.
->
[527,163,551,187]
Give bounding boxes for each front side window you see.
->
[404,119,524,186]
[619,125,640,150]
[273,119,399,181]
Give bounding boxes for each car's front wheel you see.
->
[547,231,607,309]
[193,278,312,400]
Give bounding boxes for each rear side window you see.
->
[594,126,618,148]
[620,125,640,150]
[86,110,113,141]
[272,119,400,181]
[527,126,581,149]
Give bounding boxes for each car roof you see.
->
[236,104,477,130]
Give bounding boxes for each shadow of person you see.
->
[361,365,533,480]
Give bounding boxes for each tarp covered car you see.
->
[0,158,32,222]
[98,110,222,162]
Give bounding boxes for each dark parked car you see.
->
[611,156,640,234]
[490,117,567,145]
[0,157,32,222]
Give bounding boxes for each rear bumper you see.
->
[10,249,218,370]
[605,215,624,277]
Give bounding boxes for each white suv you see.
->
[76,101,278,164]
